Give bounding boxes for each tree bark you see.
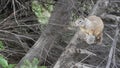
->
[15,0,72,68]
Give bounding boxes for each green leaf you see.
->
[20,58,40,68]
[39,66,47,68]
[32,1,53,25]
[0,41,4,50]
[0,56,8,68]
[32,58,39,65]
[32,58,39,68]
[7,64,16,68]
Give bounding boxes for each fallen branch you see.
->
[101,13,120,21]
[90,0,109,16]
[15,0,72,68]
[0,30,30,52]
[105,19,119,68]
[71,62,104,68]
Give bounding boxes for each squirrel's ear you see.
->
[84,18,88,21]
[84,18,87,22]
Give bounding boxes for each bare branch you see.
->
[105,20,119,68]
[90,0,109,16]
[101,13,120,21]
[15,0,73,67]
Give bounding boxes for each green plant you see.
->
[0,55,8,68]
[0,41,4,50]
[0,55,16,68]
[20,58,47,68]
[7,64,16,68]
[39,66,46,68]
[32,1,53,24]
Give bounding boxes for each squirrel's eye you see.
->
[79,21,82,22]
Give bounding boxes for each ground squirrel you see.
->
[74,15,104,45]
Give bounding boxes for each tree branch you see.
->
[101,13,120,21]
[15,0,72,68]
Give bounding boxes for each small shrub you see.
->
[20,58,47,68]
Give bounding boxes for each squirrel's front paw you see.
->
[85,35,95,44]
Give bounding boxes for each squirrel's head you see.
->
[74,18,85,27]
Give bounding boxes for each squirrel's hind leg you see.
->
[96,33,103,45]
